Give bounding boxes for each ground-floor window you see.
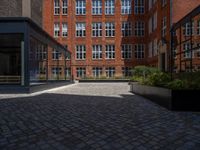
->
[93,67,102,78]
[106,67,115,78]
[76,67,86,78]
[65,67,71,78]
[52,67,62,79]
[122,67,132,77]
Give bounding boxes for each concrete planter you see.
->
[130,82,200,111]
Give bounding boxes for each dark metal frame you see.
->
[0,17,71,87]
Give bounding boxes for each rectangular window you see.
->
[52,49,61,60]
[36,45,47,60]
[135,44,144,59]
[153,11,157,30]
[153,39,157,56]
[62,0,68,15]
[162,0,167,7]
[149,17,152,34]
[54,0,60,15]
[76,67,86,78]
[92,23,102,37]
[121,0,132,14]
[105,22,115,37]
[148,42,153,57]
[183,21,194,36]
[183,43,192,58]
[134,0,145,14]
[162,16,167,37]
[106,67,115,78]
[76,0,86,15]
[122,22,132,37]
[52,67,62,75]
[135,21,145,36]
[149,0,152,10]
[62,23,68,37]
[65,67,71,78]
[122,67,132,77]
[197,43,200,58]
[122,44,132,59]
[76,45,86,60]
[54,23,60,37]
[92,0,102,15]
[92,45,102,59]
[197,20,200,35]
[76,23,86,37]
[93,67,103,78]
[105,0,115,15]
[106,45,115,59]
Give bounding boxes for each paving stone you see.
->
[0,83,200,149]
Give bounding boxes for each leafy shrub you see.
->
[146,72,171,87]
[132,66,159,79]
[167,79,186,90]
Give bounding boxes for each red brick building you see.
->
[43,0,200,79]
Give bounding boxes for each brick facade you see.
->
[0,0,42,27]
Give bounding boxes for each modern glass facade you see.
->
[0,18,71,92]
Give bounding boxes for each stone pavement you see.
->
[0,83,200,150]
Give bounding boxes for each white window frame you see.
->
[122,22,132,37]
[76,23,86,37]
[135,44,145,59]
[65,67,71,78]
[52,49,62,60]
[121,44,132,59]
[76,0,86,15]
[93,67,103,78]
[92,0,102,15]
[62,0,68,15]
[183,43,193,58]
[76,45,86,60]
[105,0,115,15]
[122,67,132,77]
[106,67,115,78]
[52,67,62,76]
[92,23,102,37]
[54,23,60,37]
[197,20,200,35]
[76,67,86,78]
[135,21,145,37]
[134,0,145,14]
[105,22,115,37]
[54,0,60,15]
[162,16,167,37]
[92,45,102,59]
[121,0,132,14]
[184,21,194,36]
[62,23,68,37]
[106,45,115,59]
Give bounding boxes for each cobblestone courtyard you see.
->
[0,83,200,150]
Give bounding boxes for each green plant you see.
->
[146,72,171,86]
[132,66,159,79]
[167,79,186,90]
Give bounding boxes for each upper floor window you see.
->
[162,0,167,7]
[135,21,145,36]
[197,20,200,35]
[76,0,86,15]
[54,0,60,15]
[52,49,61,60]
[106,45,115,59]
[105,22,115,37]
[76,23,86,37]
[54,23,60,37]
[121,44,132,59]
[92,23,102,37]
[121,0,132,14]
[183,21,194,36]
[62,0,68,15]
[105,0,115,15]
[76,45,86,60]
[62,23,68,37]
[92,45,102,59]
[135,44,144,59]
[122,22,132,37]
[134,0,145,14]
[162,16,167,37]
[183,43,192,58]
[92,0,102,15]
